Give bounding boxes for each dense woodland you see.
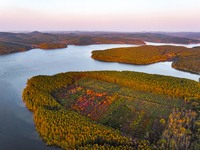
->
[92,45,200,74]
[38,43,67,50]
[165,32,200,40]
[172,48,200,74]
[23,71,200,149]
[0,41,32,54]
[1,31,200,54]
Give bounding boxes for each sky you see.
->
[0,0,200,32]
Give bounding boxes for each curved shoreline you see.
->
[92,57,200,76]
[171,64,200,76]
[22,71,200,149]
[91,45,200,76]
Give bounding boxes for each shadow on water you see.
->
[0,80,59,150]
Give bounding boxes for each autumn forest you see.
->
[23,71,200,149]
[92,45,200,75]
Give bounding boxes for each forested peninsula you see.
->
[23,71,200,149]
[92,45,200,75]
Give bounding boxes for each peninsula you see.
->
[92,45,200,75]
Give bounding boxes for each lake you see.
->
[0,43,199,149]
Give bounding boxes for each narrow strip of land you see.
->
[92,45,200,74]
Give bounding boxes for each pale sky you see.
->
[0,0,200,32]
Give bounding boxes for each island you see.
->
[23,71,200,149]
[1,31,200,55]
[92,45,200,75]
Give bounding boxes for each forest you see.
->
[23,71,200,149]
[172,48,200,74]
[0,41,32,54]
[38,42,67,50]
[92,45,200,74]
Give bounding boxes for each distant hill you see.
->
[156,32,200,40]
[0,41,32,54]
[0,32,68,54]
[58,32,200,44]
[0,31,200,55]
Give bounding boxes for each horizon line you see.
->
[0,30,200,33]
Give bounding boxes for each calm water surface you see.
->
[0,43,199,150]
